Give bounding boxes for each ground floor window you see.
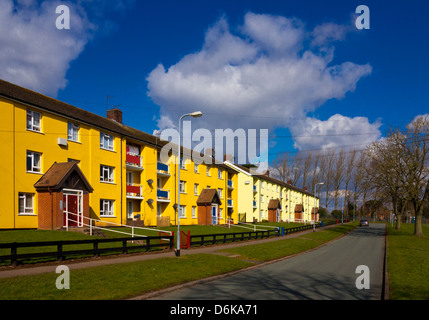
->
[100,199,114,216]
[18,193,34,215]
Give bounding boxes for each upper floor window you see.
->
[26,110,41,132]
[218,169,223,179]
[206,166,211,176]
[100,132,114,151]
[194,163,199,173]
[27,151,42,173]
[179,180,186,193]
[68,122,80,142]
[100,165,114,183]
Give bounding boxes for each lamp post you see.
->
[176,111,203,257]
[313,182,324,232]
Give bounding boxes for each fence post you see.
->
[58,241,64,261]
[11,242,18,266]
[93,241,99,257]
[123,240,128,254]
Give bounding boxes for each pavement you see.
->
[0,223,341,279]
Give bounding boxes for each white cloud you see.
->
[0,0,95,96]
[0,0,133,97]
[290,114,382,151]
[147,12,374,146]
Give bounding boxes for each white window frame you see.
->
[206,166,211,176]
[192,206,196,218]
[26,110,41,132]
[218,188,223,199]
[219,208,223,219]
[194,183,199,195]
[179,180,186,193]
[27,151,42,173]
[218,169,223,179]
[179,205,186,218]
[194,163,199,173]
[100,199,115,217]
[68,122,80,142]
[100,132,114,151]
[100,165,114,183]
[18,193,35,215]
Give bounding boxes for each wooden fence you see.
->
[0,235,174,266]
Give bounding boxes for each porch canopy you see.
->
[196,189,222,225]
[34,162,93,230]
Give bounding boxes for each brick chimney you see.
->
[287,180,292,185]
[264,170,270,176]
[224,154,232,162]
[107,108,122,124]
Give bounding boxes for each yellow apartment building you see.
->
[0,79,238,230]
[224,161,319,223]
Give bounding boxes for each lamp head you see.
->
[190,111,203,118]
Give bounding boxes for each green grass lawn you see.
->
[0,254,253,300]
[387,223,429,300]
[0,222,353,300]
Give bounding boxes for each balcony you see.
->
[227,179,234,189]
[157,189,170,202]
[253,185,257,193]
[227,198,233,207]
[157,162,170,177]
[126,184,143,200]
[253,200,257,208]
[126,153,143,171]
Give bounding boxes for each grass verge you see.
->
[387,223,429,300]
[0,254,252,300]
[0,223,355,300]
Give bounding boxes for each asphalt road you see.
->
[150,223,386,300]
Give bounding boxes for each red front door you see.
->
[63,194,79,227]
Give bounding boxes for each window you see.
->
[27,151,41,173]
[180,158,186,170]
[179,205,186,218]
[100,132,114,150]
[26,110,41,132]
[194,183,199,195]
[68,158,80,165]
[100,165,114,183]
[179,180,186,193]
[192,206,196,218]
[194,163,199,173]
[218,188,223,199]
[261,195,264,203]
[68,122,80,142]
[219,208,223,219]
[100,199,114,216]
[218,169,223,179]
[206,166,211,176]
[18,193,34,215]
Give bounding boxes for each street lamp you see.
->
[313,182,324,232]
[176,111,203,257]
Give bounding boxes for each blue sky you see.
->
[2,0,429,162]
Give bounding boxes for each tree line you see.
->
[271,115,429,237]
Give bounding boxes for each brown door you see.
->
[63,194,79,227]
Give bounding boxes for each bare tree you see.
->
[402,116,429,236]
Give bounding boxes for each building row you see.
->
[0,79,319,231]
